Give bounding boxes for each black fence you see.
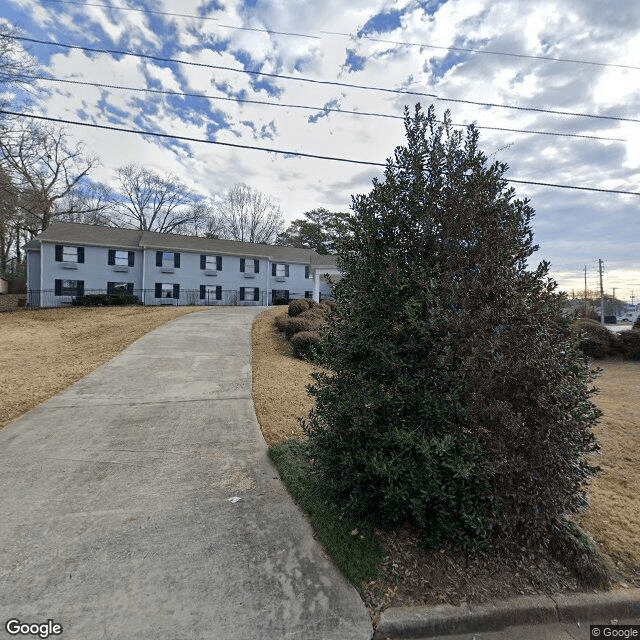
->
[27,289,329,308]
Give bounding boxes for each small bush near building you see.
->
[274,313,290,333]
[284,316,325,339]
[290,330,322,359]
[72,293,141,307]
[273,297,290,305]
[288,299,310,317]
[633,317,640,331]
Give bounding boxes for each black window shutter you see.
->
[77,247,85,263]
[254,259,259,274]
[240,258,245,272]
[200,285,206,300]
[200,255,206,270]
[155,283,162,298]
[217,256,222,271]
[156,251,162,267]
[55,245,63,262]
[285,264,289,277]
[254,287,259,302]
[127,283,134,295]
[271,263,276,276]
[128,251,135,267]
[174,253,180,268]
[239,288,245,301]
[305,265,310,279]
[107,282,114,294]
[173,284,180,299]
[108,249,115,265]
[54,279,62,295]
[284,290,290,300]
[216,285,222,300]
[77,280,84,296]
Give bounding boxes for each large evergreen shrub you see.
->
[304,105,601,553]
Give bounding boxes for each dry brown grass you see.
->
[251,306,319,445]
[579,358,640,583]
[0,305,211,429]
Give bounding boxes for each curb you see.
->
[373,589,640,639]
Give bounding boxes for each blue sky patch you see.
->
[308,99,341,124]
[357,9,403,36]
[343,49,366,73]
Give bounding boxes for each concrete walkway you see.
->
[0,308,372,640]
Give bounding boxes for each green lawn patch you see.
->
[268,438,384,589]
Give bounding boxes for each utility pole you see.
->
[584,265,588,318]
[598,259,605,325]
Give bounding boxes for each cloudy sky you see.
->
[2,0,639,301]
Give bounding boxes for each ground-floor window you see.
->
[54,279,84,296]
[304,291,313,299]
[272,289,289,303]
[107,282,134,294]
[155,283,180,299]
[200,285,222,301]
[240,287,260,301]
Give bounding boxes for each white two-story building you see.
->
[25,223,339,308]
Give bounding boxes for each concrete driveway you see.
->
[0,307,372,640]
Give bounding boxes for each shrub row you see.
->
[571,318,640,360]
[72,293,141,307]
[274,299,335,360]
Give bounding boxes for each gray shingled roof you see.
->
[30,222,338,268]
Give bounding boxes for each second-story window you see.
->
[108,250,135,266]
[55,244,84,263]
[156,251,180,268]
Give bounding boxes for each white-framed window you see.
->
[162,252,174,267]
[63,246,78,262]
[206,256,217,269]
[276,264,286,277]
[245,260,255,274]
[55,244,84,263]
[114,250,129,266]
[161,283,173,298]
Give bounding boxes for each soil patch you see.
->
[251,309,640,612]
[0,305,211,429]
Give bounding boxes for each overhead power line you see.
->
[2,109,639,197]
[29,74,626,143]
[39,0,640,70]
[323,32,640,72]
[6,35,437,100]
[7,35,640,125]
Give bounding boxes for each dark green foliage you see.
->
[273,297,290,305]
[290,330,322,359]
[304,104,602,553]
[268,439,384,588]
[288,299,310,317]
[571,319,619,358]
[618,329,640,360]
[72,293,141,307]
[633,316,640,331]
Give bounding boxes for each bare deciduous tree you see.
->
[216,183,284,244]
[0,122,99,234]
[0,23,37,98]
[112,164,203,234]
